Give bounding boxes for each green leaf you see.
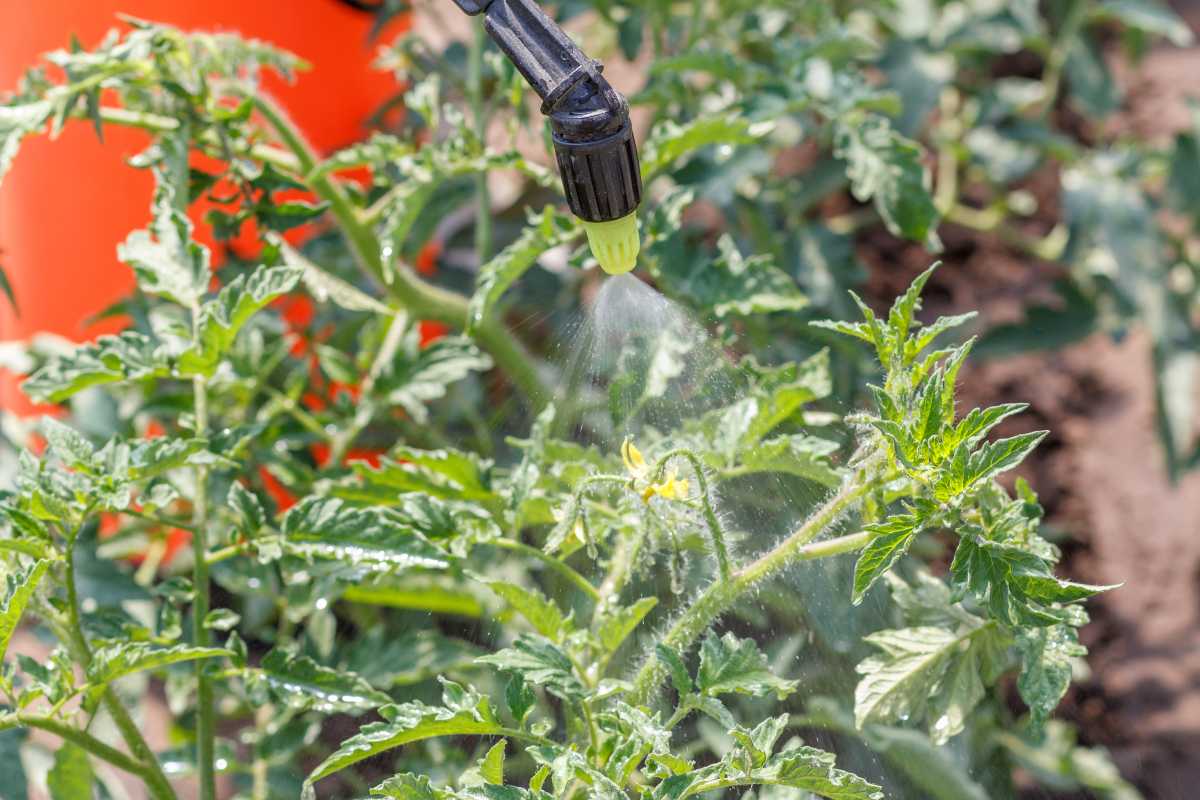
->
[468,207,579,333]
[343,578,484,618]
[117,165,211,307]
[256,199,329,232]
[800,697,990,800]
[950,535,1114,627]
[1016,624,1086,731]
[476,634,586,701]
[0,560,50,663]
[703,350,833,457]
[378,334,494,425]
[852,514,920,604]
[641,114,773,178]
[506,403,555,521]
[281,496,449,574]
[251,648,389,714]
[654,234,807,320]
[128,437,210,479]
[352,448,493,502]
[597,596,658,655]
[203,608,240,632]
[696,632,797,699]
[380,147,547,278]
[950,404,1029,450]
[480,740,506,784]
[960,431,1048,490]
[834,113,940,246]
[660,734,883,800]
[887,264,937,345]
[736,434,841,487]
[752,746,884,800]
[279,239,392,314]
[228,482,266,534]
[997,720,1143,800]
[656,644,694,696]
[345,628,482,688]
[505,672,537,725]
[87,642,229,687]
[178,265,303,376]
[41,418,95,466]
[370,773,442,800]
[527,743,628,799]
[47,742,94,800]
[485,580,566,642]
[22,332,170,403]
[854,625,1000,744]
[0,101,52,189]
[306,679,502,788]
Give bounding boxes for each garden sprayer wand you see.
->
[452,0,643,275]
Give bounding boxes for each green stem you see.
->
[190,310,216,800]
[4,713,150,780]
[264,387,329,439]
[246,90,548,407]
[629,473,878,705]
[488,538,601,602]
[653,449,731,581]
[469,16,494,264]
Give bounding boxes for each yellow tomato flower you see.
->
[622,438,689,503]
[643,468,689,503]
[621,438,648,479]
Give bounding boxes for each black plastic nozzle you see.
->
[452,0,642,224]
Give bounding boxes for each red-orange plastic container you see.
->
[0,1,406,413]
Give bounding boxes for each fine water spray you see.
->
[452,0,643,275]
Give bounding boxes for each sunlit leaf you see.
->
[696,632,797,699]
[306,679,503,788]
[281,496,449,575]
[477,635,585,702]
[0,560,50,663]
[250,648,389,715]
[178,265,302,376]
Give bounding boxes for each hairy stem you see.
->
[629,473,878,704]
[653,449,731,581]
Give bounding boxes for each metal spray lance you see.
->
[452,0,643,275]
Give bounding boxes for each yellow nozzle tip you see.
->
[582,212,640,275]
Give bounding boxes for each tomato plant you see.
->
[0,3,1172,799]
